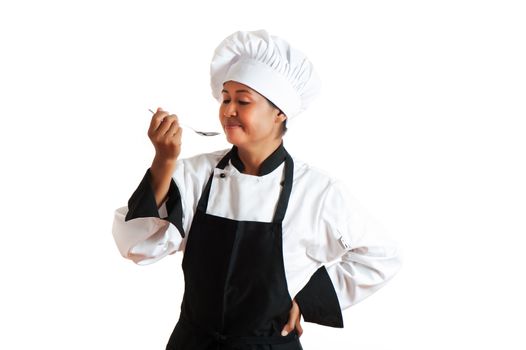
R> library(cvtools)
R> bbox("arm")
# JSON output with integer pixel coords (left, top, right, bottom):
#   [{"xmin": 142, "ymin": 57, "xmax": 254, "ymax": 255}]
[
  {"xmin": 296, "ymin": 181, "xmax": 402, "ymax": 327},
  {"xmin": 111, "ymin": 108, "xmax": 186, "ymax": 264}
]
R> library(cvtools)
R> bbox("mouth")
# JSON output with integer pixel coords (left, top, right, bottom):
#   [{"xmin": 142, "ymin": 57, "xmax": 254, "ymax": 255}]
[{"xmin": 224, "ymin": 122, "xmax": 243, "ymax": 129}]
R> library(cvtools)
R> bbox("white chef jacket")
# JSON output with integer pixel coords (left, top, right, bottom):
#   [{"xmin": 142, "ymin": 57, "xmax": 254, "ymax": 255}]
[{"xmin": 112, "ymin": 146, "xmax": 401, "ymax": 323}]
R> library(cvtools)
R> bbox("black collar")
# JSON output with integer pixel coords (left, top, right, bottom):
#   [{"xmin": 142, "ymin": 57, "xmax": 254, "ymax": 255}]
[{"xmin": 230, "ymin": 143, "xmax": 287, "ymax": 176}]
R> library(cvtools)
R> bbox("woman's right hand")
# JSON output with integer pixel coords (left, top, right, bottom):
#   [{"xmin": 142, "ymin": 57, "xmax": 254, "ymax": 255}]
[
  {"xmin": 148, "ymin": 107, "xmax": 183, "ymax": 207},
  {"xmin": 148, "ymin": 107, "xmax": 183, "ymax": 162}
]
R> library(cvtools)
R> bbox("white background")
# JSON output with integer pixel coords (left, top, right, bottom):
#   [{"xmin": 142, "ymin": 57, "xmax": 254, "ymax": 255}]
[{"xmin": 1, "ymin": 0, "xmax": 525, "ymax": 349}]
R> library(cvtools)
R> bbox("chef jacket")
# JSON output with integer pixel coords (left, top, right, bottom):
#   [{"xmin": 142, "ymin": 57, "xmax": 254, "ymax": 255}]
[{"xmin": 112, "ymin": 144, "xmax": 401, "ymax": 327}]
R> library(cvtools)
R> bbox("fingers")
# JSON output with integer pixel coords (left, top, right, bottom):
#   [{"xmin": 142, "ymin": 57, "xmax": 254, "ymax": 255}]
[
  {"xmin": 148, "ymin": 108, "xmax": 179, "ymax": 134},
  {"xmin": 148, "ymin": 108, "xmax": 181, "ymax": 138},
  {"xmin": 147, "ymin": 107, "xmax": 183, "ymax": 161},
  {"xmin": 281, "ymin": 299, "xmax": 302, "ymax": 337},
  {"xmin": 148, "ymin": 107, "xmax": 168, "ymax": 134},
  {"xmin": 167, "ymin": 118, "xmax": 182, "ymax": 138},
  {"xmin": 295, "ymin": 315, "xmax": 303, "ymax": 337},
  {"xmin": 158, "ymin": 115, "xmax": 179, "ymax": 136}
]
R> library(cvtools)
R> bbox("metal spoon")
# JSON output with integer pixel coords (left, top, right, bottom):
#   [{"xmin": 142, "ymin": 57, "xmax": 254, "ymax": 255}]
[{"xmin": 148, "ymin": 109, "xmax": 221, "ymax": 136}]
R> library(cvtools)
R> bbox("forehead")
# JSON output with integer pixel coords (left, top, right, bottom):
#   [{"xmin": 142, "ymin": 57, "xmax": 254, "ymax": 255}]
[{"xmin": 222, "ymin": 81, "xmax": 257, "ymax": 94}]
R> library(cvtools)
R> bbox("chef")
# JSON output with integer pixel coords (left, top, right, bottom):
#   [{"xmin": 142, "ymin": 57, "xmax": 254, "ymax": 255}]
[{"xmin": 112, "ymin": 30, "xmax": 401, "ymax": 349}]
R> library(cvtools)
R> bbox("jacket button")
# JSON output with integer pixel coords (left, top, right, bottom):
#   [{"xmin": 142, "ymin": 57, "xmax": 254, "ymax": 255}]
[{"xmin": 219, "ymin": 173, "xmax": 226, "ymax": 178}]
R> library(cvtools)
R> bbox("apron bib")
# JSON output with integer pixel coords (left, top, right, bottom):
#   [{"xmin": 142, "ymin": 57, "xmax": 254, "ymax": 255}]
[{"xmin": 166, "ymin": 149, "xmax": 302, "ymax": 350}]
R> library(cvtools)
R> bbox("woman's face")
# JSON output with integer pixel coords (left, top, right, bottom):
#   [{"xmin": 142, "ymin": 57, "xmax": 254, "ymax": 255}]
[{"xmin": 219, "ymin": 81, "xmax": 286, "ymax": 149}]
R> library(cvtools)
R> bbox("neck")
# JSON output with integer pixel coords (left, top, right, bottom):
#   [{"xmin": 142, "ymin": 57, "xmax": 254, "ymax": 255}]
[{"xmin": 236, "ymin": 139, "xmax": 283, "ymax": 176}]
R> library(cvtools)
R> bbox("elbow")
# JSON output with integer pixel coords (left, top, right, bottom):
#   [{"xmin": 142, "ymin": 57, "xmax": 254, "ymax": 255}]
[
  {"xmin": 126, "ymin": 239, "xmax": 178, "ymax": 265},
  {"xmin": 344, "ymin": 244, "xmax": 402, "ymax": 285},
  {"xmin": 112, "ymin": 207, "xmax": 182, "ymax": 265}
]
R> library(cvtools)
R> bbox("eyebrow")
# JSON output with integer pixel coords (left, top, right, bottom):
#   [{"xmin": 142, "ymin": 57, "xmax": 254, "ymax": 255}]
[{"xmin": 221, "ymin": 89, "xmax": 252, "ymax": 94}]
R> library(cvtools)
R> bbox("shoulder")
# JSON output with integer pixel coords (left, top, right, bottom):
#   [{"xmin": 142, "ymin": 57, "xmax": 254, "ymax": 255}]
[
  {"xmin": 291, "ymin": 155, "xmax": 339, "ymax": 190},
  {"xmin": 290, "ymin": 155, "xmax": 357, "ymax": 211}
]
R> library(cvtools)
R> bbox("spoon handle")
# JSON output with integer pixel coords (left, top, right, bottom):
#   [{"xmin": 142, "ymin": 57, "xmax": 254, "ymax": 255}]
[
  {"xmin": 147, "ymin": 108, "xmax": 191, "ymax": 128},
  {"xmin": 147, "ymin": 109, "xmax": 221, "ymax": 137}
]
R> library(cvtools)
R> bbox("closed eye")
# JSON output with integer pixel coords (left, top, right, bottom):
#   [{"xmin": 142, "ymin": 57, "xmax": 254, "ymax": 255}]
[{"xmin": 222, "ymin": 100, "xmax": 250, "ymax": 105}]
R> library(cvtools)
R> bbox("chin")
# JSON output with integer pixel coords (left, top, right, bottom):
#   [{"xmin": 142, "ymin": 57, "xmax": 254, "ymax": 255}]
[
  {"xmin": 224, "ymin": 133, "xmax": 239, "ymax": 145},
  {"xmin": 224, "ymin": 129, "xmax": 245, "ymax": 145}
]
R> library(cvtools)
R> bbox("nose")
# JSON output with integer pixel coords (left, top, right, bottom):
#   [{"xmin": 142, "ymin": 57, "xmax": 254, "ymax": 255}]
[{"xmin": 223, "ymin": 102, "xmax": 237, "ymax": 117}]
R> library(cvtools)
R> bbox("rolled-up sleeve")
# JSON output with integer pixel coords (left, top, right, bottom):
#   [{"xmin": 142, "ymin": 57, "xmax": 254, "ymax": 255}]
[
  {"xmin": 297, "ymin": 180, "xmax": 401, "ymax": 326},
  {"xmin": 111, "ymin": 152, "xmax": 223, "ymax": 265},
  {"xmin": 112, "ymin": 167, "xmax": 186, "ymax": 265}
]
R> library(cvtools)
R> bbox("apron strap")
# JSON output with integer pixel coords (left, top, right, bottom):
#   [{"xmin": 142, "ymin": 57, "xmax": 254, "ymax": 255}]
[
  {"xmin": 196, "ymin": 149, "xmax": 232, "ymax": 213},
  {"xmin": 272, "ymin": 152, "xmax": 293, "ymax": 224},
  {"xmin": 196, "ymin": 148, "xmax": 294, "ymax": 224}
]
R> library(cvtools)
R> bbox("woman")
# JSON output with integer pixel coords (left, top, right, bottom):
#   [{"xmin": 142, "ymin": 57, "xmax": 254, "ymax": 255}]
[{"xmin": 113, "ymin": 30, "xmax": 401, "ymax": 349}]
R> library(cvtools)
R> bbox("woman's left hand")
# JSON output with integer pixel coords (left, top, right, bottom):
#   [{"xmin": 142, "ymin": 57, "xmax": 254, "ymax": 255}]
[{"xmin": 281, "ymin": 299, "xmax": 303, "ymax": 337}]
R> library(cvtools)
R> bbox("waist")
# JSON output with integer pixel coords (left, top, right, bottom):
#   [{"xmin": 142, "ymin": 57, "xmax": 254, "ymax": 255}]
[{"xmin": 177, "ymin": 316, "xmax": 299, "ymax": 346}]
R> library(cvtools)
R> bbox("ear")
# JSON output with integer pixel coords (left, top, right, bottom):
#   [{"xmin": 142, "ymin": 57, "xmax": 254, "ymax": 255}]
[{"xmin": 275, "ymin": 110, "xmax": 287, "ymax": 123}]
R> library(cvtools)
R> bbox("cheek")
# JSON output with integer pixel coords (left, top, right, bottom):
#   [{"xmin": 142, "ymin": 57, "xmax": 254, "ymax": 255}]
[
  {"xmin": 247, "ymin": 117, "xmax": 274, "ymax": 135},
  {"xmin": 241, "ymin": 109, "xmax": 264, "ymax": 130},
  {"xmin": 254, "ymin": 107, "xmax": 278, "ymax": 129}
]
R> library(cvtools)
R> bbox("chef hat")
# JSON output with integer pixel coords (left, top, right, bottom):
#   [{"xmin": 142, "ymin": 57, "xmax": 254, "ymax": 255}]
[{"xmin": 210, "ymin": 30, "xmax": 321, "ymax": 118}]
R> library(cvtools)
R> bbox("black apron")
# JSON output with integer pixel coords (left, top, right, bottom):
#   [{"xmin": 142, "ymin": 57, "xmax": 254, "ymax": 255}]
[{"xmin": 166, "ymin": 149, "xmax": 302, "ymax": 350}]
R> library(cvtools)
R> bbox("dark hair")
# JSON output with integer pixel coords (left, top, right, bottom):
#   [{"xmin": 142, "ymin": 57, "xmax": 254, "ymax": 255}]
[{"xmin": 266, "ymin": 99, "xmax": 288, "ymax": 135}]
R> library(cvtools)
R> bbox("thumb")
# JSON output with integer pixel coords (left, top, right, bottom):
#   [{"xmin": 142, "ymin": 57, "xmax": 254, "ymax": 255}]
[
  {"xmin": 281, "ymin": 300, "xmax": 300, "ymax": 336},
  {"xmin": 281, "ymin": 317, "xmax": 295, "ymax": 337}
]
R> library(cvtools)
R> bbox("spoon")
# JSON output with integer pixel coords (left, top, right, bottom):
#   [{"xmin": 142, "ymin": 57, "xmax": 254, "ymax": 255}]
[{"xmin": 148, "ymin": 109, "xmax": 221, "ymax": 137}]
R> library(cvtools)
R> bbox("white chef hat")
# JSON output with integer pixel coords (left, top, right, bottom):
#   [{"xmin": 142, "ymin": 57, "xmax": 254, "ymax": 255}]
[{"xmin": 210, "ymin": 30, "xmax": 321, "ymax": 118}]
